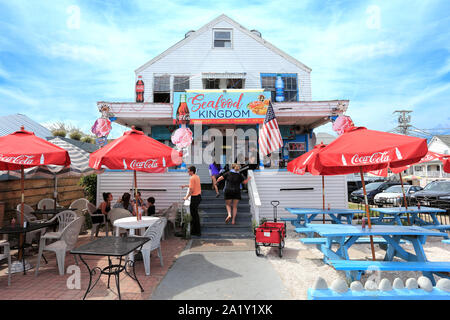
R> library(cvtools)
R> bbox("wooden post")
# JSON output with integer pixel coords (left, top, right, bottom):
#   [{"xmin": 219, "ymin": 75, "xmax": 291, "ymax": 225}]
[
  {"xmin": 322, "ymin": 175, "xmax": 325, "ymax": 224},
  {"xmin": 360, "ymin": 167, "xmax": 376, "ymax": 261},
  {"xmin": 54, "ymin": 174, "xmax": 58, "ymax": 211},
  {"xmin": 18, "ymin": 165, "xmax": 24, "ymax": 260},
  {"xmin": 134, "ymin": 170, "xmax": 140, "ymax": 221},
  {"xmin": 399, "ymin": 172, "xmax": 411, "ymax": 225}
]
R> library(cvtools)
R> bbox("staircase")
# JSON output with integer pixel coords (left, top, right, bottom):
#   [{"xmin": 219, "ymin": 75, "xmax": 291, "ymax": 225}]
[{"xmin": 199, "ymin": 189, "xmax": 254, "ymax": 239}]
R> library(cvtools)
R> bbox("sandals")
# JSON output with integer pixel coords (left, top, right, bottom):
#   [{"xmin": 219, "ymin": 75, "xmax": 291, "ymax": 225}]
[{"xmin": 225, "ymin": 215, "xmax": 231, "ymax": 224}]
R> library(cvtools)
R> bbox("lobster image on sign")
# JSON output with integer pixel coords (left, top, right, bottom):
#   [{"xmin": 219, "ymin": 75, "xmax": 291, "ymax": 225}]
[{"xmin": 254, "ymin": 201, "xmax": 286, "ymax": 258}]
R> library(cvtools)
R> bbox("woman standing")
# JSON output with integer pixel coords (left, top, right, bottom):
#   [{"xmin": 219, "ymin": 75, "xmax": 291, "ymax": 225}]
[
  {"xmin": 216, "ymin": 163, "xmax": 251, "ymax": 225},
  {"xmin": 209, "ymin": 161, "xmax": 222, "ymax": 198}
]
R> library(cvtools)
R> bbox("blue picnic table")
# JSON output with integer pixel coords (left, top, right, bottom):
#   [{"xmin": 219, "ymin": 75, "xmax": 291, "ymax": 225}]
[
  {"xmin": 370, "ymin": 206, "xmax": 447, "ymax": 226},
  {"xmin": 304, "ymin": 223, "xmax": 450, "ymax": 285},
  {"xmin": 284, "ymin": 207, "xmax": 364, "ymax": 227}
]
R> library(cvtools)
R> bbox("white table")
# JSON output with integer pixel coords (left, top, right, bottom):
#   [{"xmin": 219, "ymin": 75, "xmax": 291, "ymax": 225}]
[{"xmin": 113, "ymin": 216, "xmax": 160, "ymax": 261}]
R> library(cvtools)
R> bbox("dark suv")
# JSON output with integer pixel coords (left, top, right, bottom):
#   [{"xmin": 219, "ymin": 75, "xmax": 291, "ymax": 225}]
[
  {"xmin": 350, "ymin": 181, "xmax": 401, "ymax": 204},
  {"xmin": 408, "ymin": 181, "xmax": 450, "ymax": 211}
]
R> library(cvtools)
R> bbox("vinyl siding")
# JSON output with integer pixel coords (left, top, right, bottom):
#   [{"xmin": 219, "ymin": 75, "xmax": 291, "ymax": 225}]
[
  {"xmin": 97, "ymin": 171, "xmax": 189, "ymax": 210},
  {"xmin": 138, "ymin": 19, "xmax": 311, "ymax": 103},
  {"xmin": 252, "ymin": 171, "xmax": 348, "ymax": 220}
]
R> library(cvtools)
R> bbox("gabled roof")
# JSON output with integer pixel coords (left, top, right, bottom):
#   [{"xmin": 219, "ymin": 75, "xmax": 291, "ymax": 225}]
[
  {"xmin": 435, "ymin": 135, "xmax": 450, "ymax": 147},
  {"xmin": 135, "ymin": 14, "xmax": 312, "ymax": 73},
  {"xmin": 48, "ymin": 136, "xmax": 99, "ymax": 153},
  {"xmin": 0, "ymin": 113, "xmax": 52, "ymax": 139}
]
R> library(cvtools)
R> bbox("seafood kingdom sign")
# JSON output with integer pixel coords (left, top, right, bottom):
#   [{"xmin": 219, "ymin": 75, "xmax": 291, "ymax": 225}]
[{"xmin": 172, "ymin": 90, "xmax": 271, "ymax": 124}]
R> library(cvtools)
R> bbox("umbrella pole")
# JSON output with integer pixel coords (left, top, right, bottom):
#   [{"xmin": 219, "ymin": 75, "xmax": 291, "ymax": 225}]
[
  {"xmin": 54, "ymin": 174, "xmax": 57, "ymax": 211},
  {"xmin": 322, "ymin": 175, "xmax": 325, "ymax": 224},
  {"xmin": 360, "ymin": 167, "xmax": 376, "ymax": 261},
  {"xmin": 134, "ymin": 170, "xmax": 140, "ymax": 221},
  {"xmin": 398, "ymin": 172, "xmax": 411, "ymax": 225},
  {"xmin": 19, "ymin": 165, "xmax": 24, "ymax": 261}
]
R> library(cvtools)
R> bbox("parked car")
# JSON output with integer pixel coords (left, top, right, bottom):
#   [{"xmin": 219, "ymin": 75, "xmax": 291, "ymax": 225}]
[
  {"xmin": 374, "ymin": 185, "xmax": 423, "ymax": 207},
  {"xmin": 350, "ymin": 181, "xmax": 401, "ymax": 204},
  {"xmin": 408, "ymin": 181, "xmax": 450, "ymax": 210}
]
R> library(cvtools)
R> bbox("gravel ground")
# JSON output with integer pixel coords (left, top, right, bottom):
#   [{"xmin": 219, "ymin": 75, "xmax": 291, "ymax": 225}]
[{"xmin": 258, "ymin": 224, "xmax": 450, "ymax": 300}]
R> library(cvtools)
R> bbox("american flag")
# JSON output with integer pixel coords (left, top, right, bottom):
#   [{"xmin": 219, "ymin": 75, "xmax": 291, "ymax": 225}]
[{"xmin": 258, "ymin": 101, "xmax": 283, "ymax": 156}]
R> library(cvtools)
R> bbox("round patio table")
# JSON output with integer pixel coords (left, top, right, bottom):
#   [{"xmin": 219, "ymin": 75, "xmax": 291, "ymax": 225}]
[{"xmin": 113, "ymin": 216, "xmax": 160, "ymax": 261}]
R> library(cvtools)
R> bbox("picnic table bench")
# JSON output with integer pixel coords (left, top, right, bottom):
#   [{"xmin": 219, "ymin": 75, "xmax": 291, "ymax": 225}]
[
  {"xmin": 370, "ymin": 206, "xmax": 446, "ymax": 226},
  {"xmin": 284, "ymin": 207, "xmax": 364, "ymax": 227},
  {"xmin": 329, "ymin": 260, "xmax": 450, "ymax": 282},
  {"xmin": 304, "ymin": 223, "xmax": 449, "ymax": 285}
]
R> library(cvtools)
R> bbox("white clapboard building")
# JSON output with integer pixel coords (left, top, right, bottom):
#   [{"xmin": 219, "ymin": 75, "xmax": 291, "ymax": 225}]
[{"xmin": 96, "ymin": 14, "xmax": 350, "ymax": 223}]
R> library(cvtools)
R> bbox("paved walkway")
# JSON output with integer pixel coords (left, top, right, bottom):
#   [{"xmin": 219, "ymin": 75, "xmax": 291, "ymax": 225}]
[{"xmin": 150, "ymin": 240, "xmax": 292, "ymax": 300}]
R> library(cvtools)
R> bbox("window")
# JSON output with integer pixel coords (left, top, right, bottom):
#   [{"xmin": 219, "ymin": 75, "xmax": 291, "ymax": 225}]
[
  {"xmin": 153, "ymin": 75, "xmax": 170, "ymax": 103},
  {"xmin": 174, "ymin": 76, "xmax": 190, "ymax": 92},
  {"xmin": 203, "ymin": 78, "xmax": 221, "ymax": 89},
  {"xmin": 213, "ymin": 30, "xmax": 232, "ymax": 48},
  {"xmin": 261, "ymin": 74, "xmax": 298, "ymax": 102},
  {"xmin": 226, "ymin": 79, "xmax": 243, "ymax": 89}
]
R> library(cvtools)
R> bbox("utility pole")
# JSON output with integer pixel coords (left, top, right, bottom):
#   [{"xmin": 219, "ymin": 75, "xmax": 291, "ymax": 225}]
[{"xmin": 393, "ymin": 110, "xmax": 412, "ymax": 135}]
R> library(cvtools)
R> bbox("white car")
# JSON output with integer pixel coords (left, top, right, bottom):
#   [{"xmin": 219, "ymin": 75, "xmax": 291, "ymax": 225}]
[{"xmin": 374, "ymin": 185, "xmax": 423, "ymax": 207}]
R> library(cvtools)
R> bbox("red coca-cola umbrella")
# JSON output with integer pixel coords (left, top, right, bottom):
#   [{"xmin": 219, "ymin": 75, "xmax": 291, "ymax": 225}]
[
  {"xmin": 287, "ymin": 143, "xmax": 329, "ymax": 223},
  {"xmin": 369, "ymin": 151, "xmax": 448, "ymax": 213},
  {"xmin": 0, "ymin": 127, "xmax": 70, "ymax": 263},
  {"xmin": 89, "ymin": 127, "xmax": 183, "ymax": 219},
  {"xmin": 309, "ymin": 126, "xmax": 428, "ymax": 260},
  {"xmin": 443, "ymin": 157, "xmax": 450, "ymax": 173}
]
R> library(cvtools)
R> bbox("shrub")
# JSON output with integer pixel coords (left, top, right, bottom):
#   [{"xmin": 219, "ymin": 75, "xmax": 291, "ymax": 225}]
[
  {"xmin": 69, "ymin": 130, "xmax": 83, "ymax": 141},
  {"xmin": 52, "ymin": 129, "xmax": 67, "ymax": 137},
  {"xmin": 79, "ymin": 174, "xmax": 97, "ymax": 204},
  {"xmin": 81, "ymin": 136, "xmax": 94, "ymax": 143}
]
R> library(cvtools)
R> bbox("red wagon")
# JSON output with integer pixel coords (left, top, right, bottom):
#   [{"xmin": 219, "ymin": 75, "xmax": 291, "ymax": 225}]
[{"xmin": 255, "ymin": 201, "xmax": 286, "ymax": 258}]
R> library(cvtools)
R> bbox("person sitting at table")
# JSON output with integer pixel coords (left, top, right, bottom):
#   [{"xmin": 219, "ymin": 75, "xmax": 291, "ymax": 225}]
[
  {"xmin": 132, "ymin": 191, "xmax": 146, "ymax": 214},
  {"xmin": 93, "ymin": 192, "xmax": 112, "ymax": 224},
  {"xmin": 113, "ymin": 192, "xmax": 134, "ymax": 213},
  {"xmin": 145, "ymin": 197, "xmax": 156, "ymax": 216}
]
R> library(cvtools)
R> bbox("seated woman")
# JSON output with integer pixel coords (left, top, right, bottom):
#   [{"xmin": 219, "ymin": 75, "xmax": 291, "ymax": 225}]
[
  {"xmin": 93, "ymin": 192, "xmax": 113, "ymax": 224},
  {"xmin": 113, "ymin": 192, "xmax": 134, "ymax": 213}
]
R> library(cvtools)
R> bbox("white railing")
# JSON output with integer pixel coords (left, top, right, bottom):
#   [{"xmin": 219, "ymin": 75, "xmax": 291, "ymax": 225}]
[
  {"xmin": 247, "ymin": 170, "xmax": 262, "ymax": 224},
  {"xmin": 414, "ymin": 171, "xmax": 450, "ymax": 178}
]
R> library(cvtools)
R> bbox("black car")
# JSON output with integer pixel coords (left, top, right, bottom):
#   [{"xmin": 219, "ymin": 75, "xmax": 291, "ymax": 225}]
[
  {"xmin": 350, "ymin": 181, "xmax": 402, "ymax": 204},
  {"xmin": 408, "ymin": 181, "xmax": 450, "ymax": 211}
]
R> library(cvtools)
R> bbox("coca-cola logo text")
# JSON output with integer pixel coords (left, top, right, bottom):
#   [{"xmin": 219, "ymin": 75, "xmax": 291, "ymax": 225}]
[
  {"xmin": 350, "ymin": 152, "xmax": 390, "ymax": 165},
  {"xmin": 129, "ymin": 159, "xmax": 158, "ymax": 169},
  {"xmin": 0, "ymin": 154, "xmax": 35, "ymax": 165}
]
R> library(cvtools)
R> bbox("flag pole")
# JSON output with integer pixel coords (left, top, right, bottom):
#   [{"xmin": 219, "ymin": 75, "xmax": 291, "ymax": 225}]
[{"xmin": 360, "ymin": 167, "xmax": 376, "ymax": 261}]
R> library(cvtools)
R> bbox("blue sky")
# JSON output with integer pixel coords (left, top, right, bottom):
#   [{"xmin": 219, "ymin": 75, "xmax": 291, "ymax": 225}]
[{"xmin": 0, "ymin": 0, "xmax": 449, "ymax": 138}]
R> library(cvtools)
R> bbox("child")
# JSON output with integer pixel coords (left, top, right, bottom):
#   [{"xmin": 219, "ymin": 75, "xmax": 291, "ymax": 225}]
[{"xmin": 147, "ymin": 197, "xmax": 156, "ymax": 216}]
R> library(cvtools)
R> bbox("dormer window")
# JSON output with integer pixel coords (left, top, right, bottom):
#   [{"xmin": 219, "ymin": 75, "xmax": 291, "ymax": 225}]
[{"xmin": 213, "ymin": 29, "xmax": 232, "ymax": 48}]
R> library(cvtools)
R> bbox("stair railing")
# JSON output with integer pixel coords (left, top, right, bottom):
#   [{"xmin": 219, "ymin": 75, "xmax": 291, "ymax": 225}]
[{"xmin": 247, "ymin": 170, "xmax": 262, "ymax": 224}]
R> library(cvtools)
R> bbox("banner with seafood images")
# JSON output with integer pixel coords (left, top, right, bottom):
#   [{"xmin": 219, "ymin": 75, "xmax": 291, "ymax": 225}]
[{"xmin": 173, "ymin": 90, "xmax": 271, "ymax": 124}]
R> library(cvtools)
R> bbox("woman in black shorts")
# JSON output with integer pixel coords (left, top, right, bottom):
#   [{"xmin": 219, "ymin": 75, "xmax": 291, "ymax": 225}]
[{"xmin": 216, "ymin": 163, "xmax": 251, "ymax": 225}]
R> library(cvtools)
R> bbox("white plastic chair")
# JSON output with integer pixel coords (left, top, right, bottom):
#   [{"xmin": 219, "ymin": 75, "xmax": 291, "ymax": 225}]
[
  {"xmin": 41, "ymin": 210, "xmax": 78, "ymax": 240},
  {"xmin": 87, "ymin": 202, "xmax": 110, "ymax": 239},
  {"xmin": 15, "ymin": 204, "xmax": 46, "ymax": 245},
  {"xmin": 136, "ymin": 218, "xmax": 166, "ymax": 276},
  {"xmin": 35, "ymin": 217, "xmax": 84, "ymax": 276},
  {"xmin": 0, "ymin": 240, "xmax": 11, "ymax": 286},
  {"xmin": 69, "ymin": 198, "xmax": 89, "ymax": 233},
  {"xmin": 37, "ymin": 198, "xmax": 62, "ymax": 210},
  {"xmin": 108, "ymin": 208, "xmax": 133, "ymax": 236}
]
